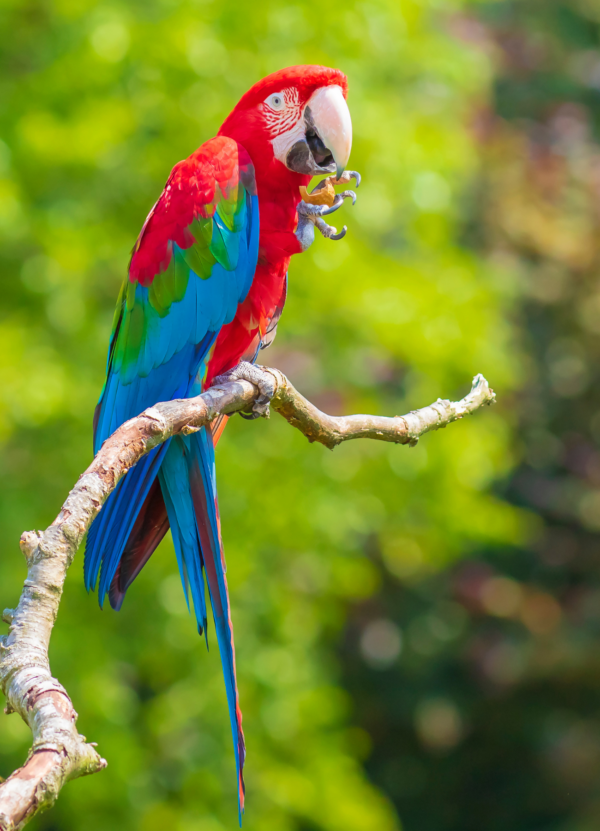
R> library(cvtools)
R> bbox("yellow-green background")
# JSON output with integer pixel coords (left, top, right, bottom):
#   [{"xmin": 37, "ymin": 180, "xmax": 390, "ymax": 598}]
[{"xmin": 1, "ymin": 1, "xmax": 599, "ymax": 829}]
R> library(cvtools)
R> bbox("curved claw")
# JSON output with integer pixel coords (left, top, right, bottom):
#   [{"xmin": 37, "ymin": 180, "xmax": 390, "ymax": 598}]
[
  {"xmin": 344, "ymin": 170, "xmax": 361, "ymax": 189},
  {"xmin": 320, "ymin": 191, "xmax": 356, "ymax": 216},
  {"xmin": 330, "ymin": 225, "xmax": 347, "ymax": 241},
  {"xmin": 309, "ymin": 178, "xmax": 329, "ymax": 194},
  {"xmin": 310, "ymin": 171, "xmax": 361, "ymax": 194},
  {"xmin": 314, "ymin": 217, "xmax": 347, "ymax": 241}
]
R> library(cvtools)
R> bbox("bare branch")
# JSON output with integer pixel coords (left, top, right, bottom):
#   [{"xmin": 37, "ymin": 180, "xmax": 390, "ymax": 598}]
[
  {"xmin": 0, "ymin": 370, "xmax": 494, "ymax": 829},
  {"xmin": 270, "ymin": 371, "xmax": 495, "ymax": 449}
]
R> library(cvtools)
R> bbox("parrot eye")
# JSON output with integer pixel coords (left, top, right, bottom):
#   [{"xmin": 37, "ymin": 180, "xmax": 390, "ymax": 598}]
[{"xmin": 266, "ymin": 93, "xmax": 285, "ymax": 111}]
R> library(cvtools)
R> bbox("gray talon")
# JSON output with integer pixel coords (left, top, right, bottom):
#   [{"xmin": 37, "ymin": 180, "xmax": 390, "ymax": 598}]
[
  {"xmin": 309, "ymin": 178, "xmax": 329, "ymax": 194},
  {"xmin": 310, "ymin": 171, "xmax": 360, "ymax": 191},
  {"xmin": 320, "ymin": 191, "xmax": 356, "ymax": 215},
  {"xmin": 314, "ymin": 218, "xmax": 347, "ymax": 240},
  {"xmin": 330, "ymin": 225, "xmax": 347, "ymax": 241},
  {"xmin": 212, "ymin": 361, "xmax": 275, "ymax": 418}
]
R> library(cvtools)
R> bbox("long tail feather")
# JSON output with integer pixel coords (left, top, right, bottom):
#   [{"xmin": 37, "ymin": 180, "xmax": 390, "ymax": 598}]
[
  {"xmin": 109, "ymin": 478, "xmax": 170, "ymax": 611},
  {"xmin": 159, "ymin": 437, "xmax": 208, "ymax": 634},
  {"xmin": 188, "ymin": 428, "xmax": 246, "ymax": 819},
  {"xmin": 84, "ymin": 442, "xmax": 170, "ymax": 602}
]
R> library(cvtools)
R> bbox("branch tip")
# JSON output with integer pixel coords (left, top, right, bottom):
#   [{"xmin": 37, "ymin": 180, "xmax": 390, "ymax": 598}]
[{"xmin": 471, "ymin": 373, "xmax": 495, "ymax": 404}]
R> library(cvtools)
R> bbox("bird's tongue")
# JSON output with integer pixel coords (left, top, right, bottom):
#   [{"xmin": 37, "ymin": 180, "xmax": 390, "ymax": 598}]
[{"xmin": 304, "ymin": 122, "xmax": 333, "ymax": 167}]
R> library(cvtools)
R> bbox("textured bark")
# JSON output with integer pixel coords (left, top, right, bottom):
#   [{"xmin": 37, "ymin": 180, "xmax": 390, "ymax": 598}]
[
  {"xmin": 270, "ymin": 370, "xmax": 495, "ymax": 449},
  {"xmin": 0, "ymin": 369, "xmax": 495, "ymax": 830}
]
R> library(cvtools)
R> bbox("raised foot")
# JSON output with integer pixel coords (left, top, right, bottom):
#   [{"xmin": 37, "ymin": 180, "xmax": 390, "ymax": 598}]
[
  {"xmin": 212, "ymin": 362, "xmax": 276, "ymax": 419},
  {"xmin": 295, "ymin": 171, "xmax": 361, "ymax": 250}
]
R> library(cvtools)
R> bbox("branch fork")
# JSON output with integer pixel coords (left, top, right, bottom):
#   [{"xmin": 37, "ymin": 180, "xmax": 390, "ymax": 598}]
[{"xmin": 0, "ymin": 368, "xmax": 495, "ymax": 829}]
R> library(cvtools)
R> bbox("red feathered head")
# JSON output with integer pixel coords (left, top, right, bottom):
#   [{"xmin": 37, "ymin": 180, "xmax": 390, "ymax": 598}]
[{"xmin": 219, "ymin": 65, "xmax": 351, "ymax": 180}]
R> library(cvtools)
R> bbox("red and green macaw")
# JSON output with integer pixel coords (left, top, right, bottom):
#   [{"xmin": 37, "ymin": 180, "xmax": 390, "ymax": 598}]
[{"xmin": 85, "ymin": 65, "xmax": 357, "ymax": 816}]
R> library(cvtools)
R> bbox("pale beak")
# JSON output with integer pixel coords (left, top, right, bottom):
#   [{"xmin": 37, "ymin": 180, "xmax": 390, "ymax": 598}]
[
  {"xmin": 282, "ymin": 84, "xmax": 353, "ymax": 178},
  {"xmin": 305, "ymin": 85, "xmax": 352, "ymax": 179}
]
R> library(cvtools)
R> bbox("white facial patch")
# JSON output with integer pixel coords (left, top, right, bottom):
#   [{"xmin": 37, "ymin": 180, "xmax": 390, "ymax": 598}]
[{"xmin": 271, "ymin": 120, "xmax": 306, "ymax": 166}]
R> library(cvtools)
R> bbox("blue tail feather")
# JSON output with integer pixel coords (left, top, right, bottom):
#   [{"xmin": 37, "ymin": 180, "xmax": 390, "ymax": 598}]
[
  {"xmin": 158, "ymin": 429, "xmax": 245, "ymax": 817},
  {"xmin": 85, "ymin": 442, "xmax": 170, "ymax": 599},
  {"xmin": 159, "ymin": 438, "xmax": 208, "ymax": 634},
  {"xmin": 98, "ymin": 442, "xmax": 171, "ymax": 603},
  {"xmin": 186, "ymin": 428, "xmax": 246, "ymax": 819}
]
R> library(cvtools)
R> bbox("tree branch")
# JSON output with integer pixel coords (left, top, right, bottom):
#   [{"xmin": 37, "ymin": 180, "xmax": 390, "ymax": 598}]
[
  {"xmin": 269, "ymin": 370, "xmax": 495, "ymax": 449},
  {"xmin": 0, "ymin": 369, "xmax": 495, "ymax": 830}
]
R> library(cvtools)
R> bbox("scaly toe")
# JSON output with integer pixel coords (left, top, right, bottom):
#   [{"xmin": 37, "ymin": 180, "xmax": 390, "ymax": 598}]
[
  {"xmin": 314, "ymin": 217, "xmax": 347, "ymax": 240},
  {"xmin": 320, "ymin": 191, "xmax": 356, "ymax": 216},
  {"xmin": 251, "ymin": 396, "xmax": 271, "ymax": 419},
  {"xmin": 211, "ymin": 362, "xmax": 275, "ymax": 419}
]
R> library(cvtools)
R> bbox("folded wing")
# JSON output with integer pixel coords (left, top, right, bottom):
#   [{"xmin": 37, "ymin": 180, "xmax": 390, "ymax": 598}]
[{"xmin": 85, "ymin": 135, "xmax": 259, "ymax": 816}]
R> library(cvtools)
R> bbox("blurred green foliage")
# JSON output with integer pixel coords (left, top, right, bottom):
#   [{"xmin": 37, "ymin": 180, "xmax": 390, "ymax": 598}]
[
  {"xmin": 343, "ymin": 3, "xmax": 600, "ymax": 831},
  {"xmin": 0, "ymin": 0, "xmax": 556, "ymax": 829}
]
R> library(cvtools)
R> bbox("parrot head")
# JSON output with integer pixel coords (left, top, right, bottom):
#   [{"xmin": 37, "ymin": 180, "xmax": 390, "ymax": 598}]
[{"xmin": 219, "ymin": 65, "xmax": 352, "ymax": 180}]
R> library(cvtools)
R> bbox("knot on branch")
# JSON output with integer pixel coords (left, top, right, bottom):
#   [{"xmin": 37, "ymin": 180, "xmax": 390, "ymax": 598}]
[
  {"xmin": 141, "ymin": 406, "xmax": 169, "ymax": 434},
  {"xmin": 19, "ymin": 532, "xmax": 42, "ymax": 565},
  {"xmin": 0, "ymin": 810, "xmax": 15, "ymax": 831}
]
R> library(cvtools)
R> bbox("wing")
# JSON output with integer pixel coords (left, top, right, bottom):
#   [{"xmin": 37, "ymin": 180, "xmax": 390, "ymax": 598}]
[{"xmin": 85, "ymin": 135, "xmax": 259, "ymax": 599}]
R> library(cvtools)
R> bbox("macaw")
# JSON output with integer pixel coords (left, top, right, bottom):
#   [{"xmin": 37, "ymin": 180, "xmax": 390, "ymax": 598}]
[{"xmin": 85, "ymin": 64, "xmax": 357, "ymax": 816}]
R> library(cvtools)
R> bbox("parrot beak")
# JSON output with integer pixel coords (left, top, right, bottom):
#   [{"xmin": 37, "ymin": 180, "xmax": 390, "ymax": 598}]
[
  {"xmin": 305, "ymin": 86, "xmax": 352, "ymax": 179},
  {"xmin": 284, "ymin": 85, "xmax": 352, "ymax": 178}
]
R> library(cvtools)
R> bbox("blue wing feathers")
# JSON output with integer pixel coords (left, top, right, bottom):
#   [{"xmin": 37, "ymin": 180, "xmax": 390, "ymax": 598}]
[
  {"xmin": 87, "ymin": 338, "xmax": 211, "ymax": 595},
  {"xmin": 86, "ymin": 148, "xmax": 256, "ymax": 815},
  {"xmin": 98, "ymin": 445, "xmax": 168, "ymax": 601}
]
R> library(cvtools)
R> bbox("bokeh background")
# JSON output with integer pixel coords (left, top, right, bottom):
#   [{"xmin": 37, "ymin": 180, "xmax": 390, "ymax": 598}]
[{"xmin": 1, "ymin": 0, "xmax": 599, "ymax": 829}]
